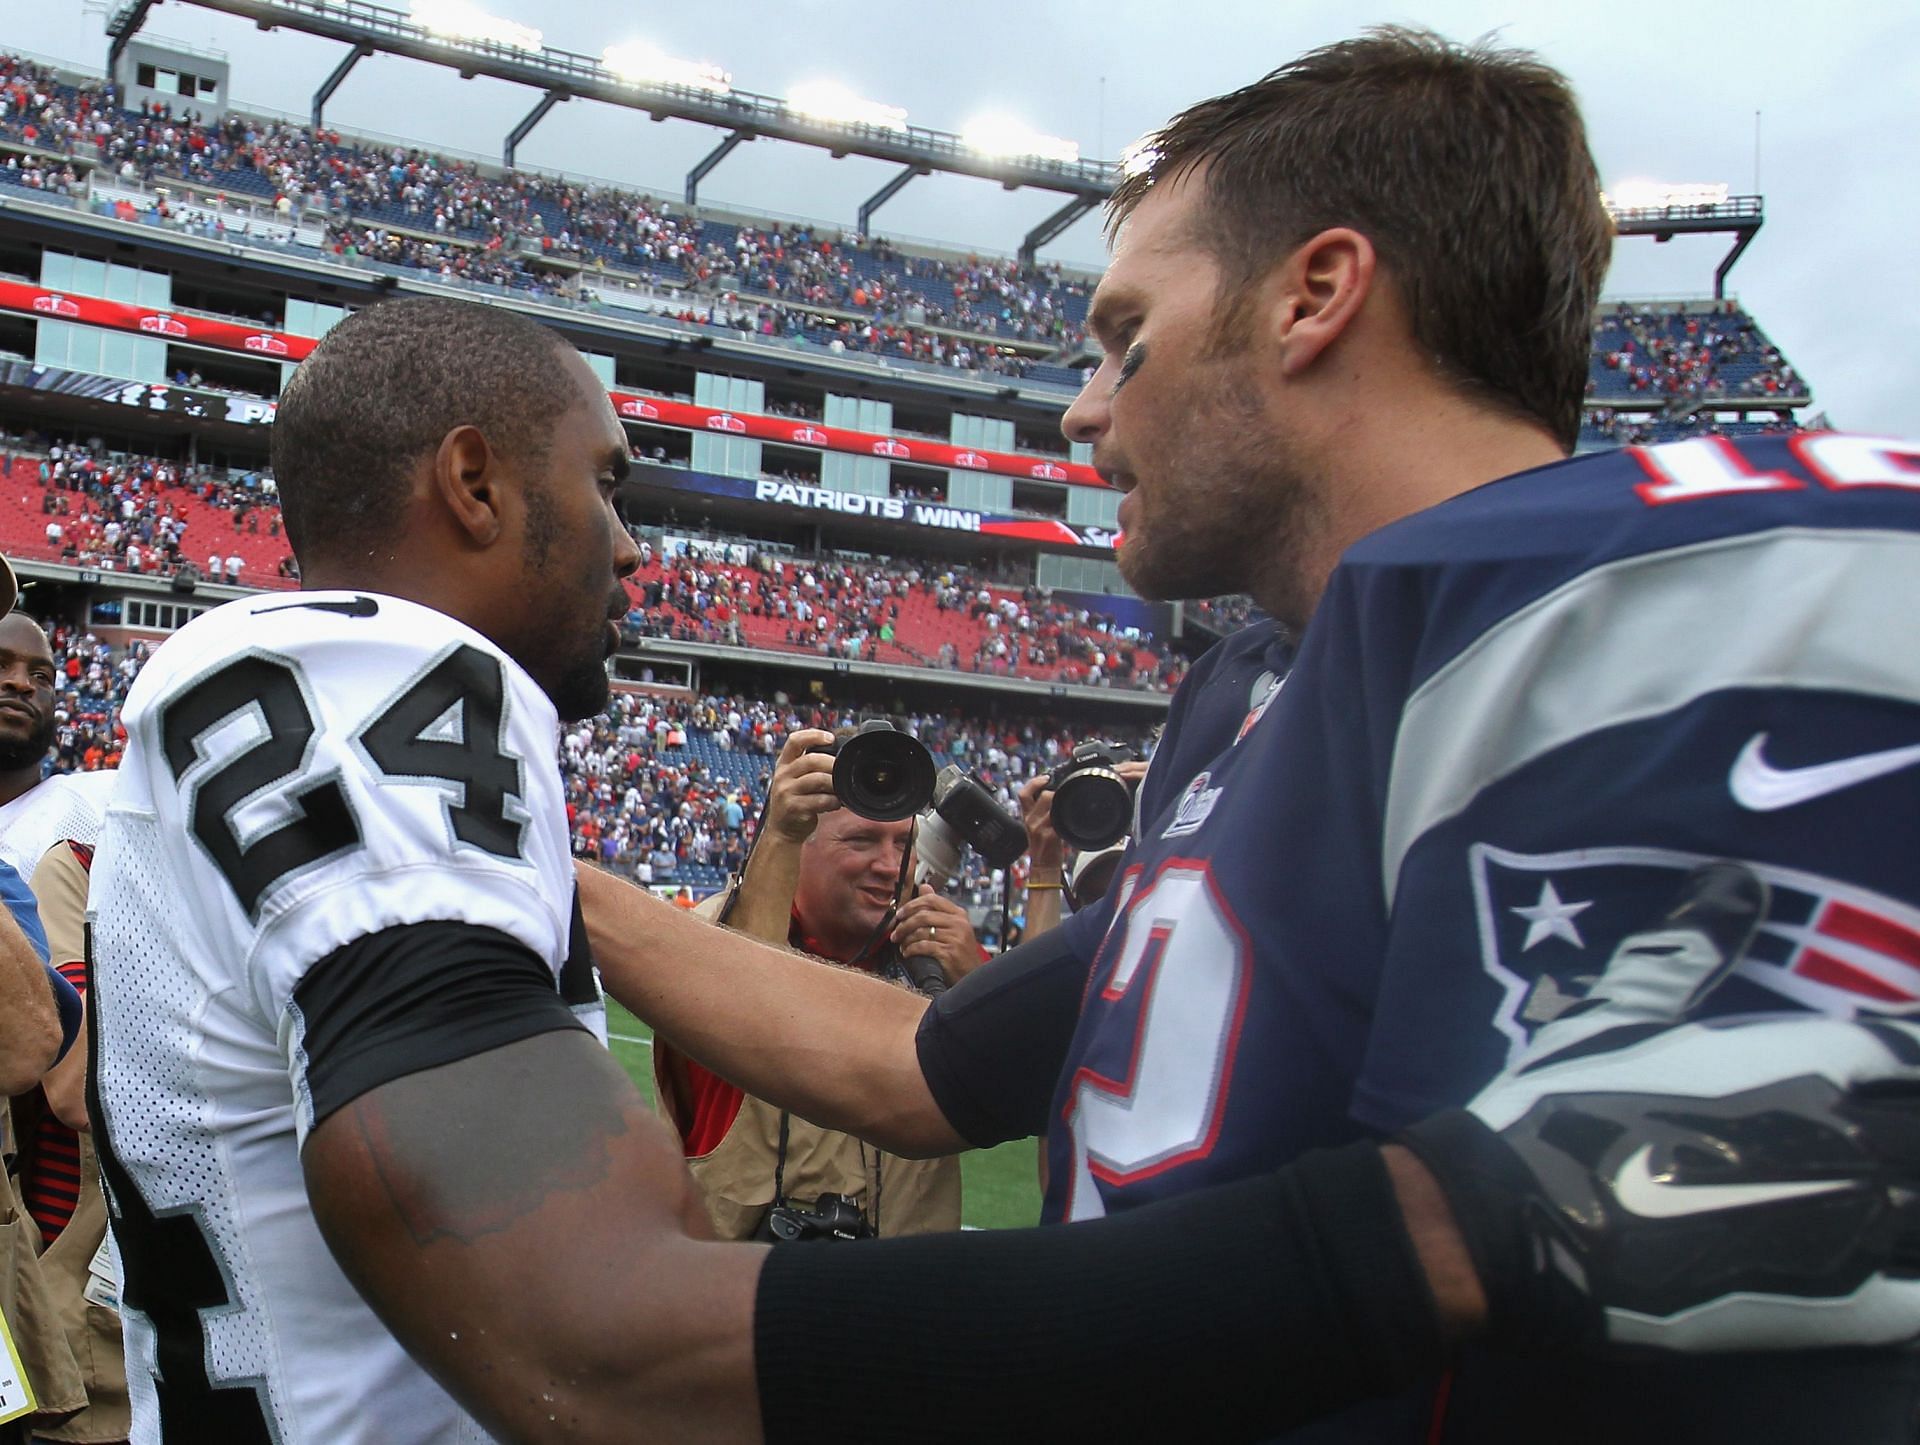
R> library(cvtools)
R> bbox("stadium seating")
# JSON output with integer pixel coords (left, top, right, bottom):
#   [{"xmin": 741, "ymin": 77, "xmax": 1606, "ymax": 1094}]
[{"xmin": 33, "ymin": 615, "xmax": 1152, "ymax": 901}]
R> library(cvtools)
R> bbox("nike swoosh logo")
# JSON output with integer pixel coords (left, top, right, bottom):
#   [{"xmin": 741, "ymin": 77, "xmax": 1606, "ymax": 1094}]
[
  {"xmin": 1729, "ymin": 732, "xmax": 1920, "ymax": 812},
  {"xmin": 255, "ymin": 595, "xmax": 379, "ymax": 618},
  {"xmin": 1612, "ymin": 1144, "xmax": 1852, "ymax": 1219}
]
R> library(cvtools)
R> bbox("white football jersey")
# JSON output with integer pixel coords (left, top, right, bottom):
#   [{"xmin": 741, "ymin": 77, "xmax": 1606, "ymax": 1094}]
[
  {"xmin": 0, "ymin": 767, "xmax": 118, "ymax": 881},
  {"xmin": 89, "ymin": 591, "xmax": 589, "ymax": 1445}
]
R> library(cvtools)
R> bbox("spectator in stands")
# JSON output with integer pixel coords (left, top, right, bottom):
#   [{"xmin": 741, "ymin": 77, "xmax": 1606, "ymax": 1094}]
[{"xmin": 650, "ymin": 725, "xmax": 963, "ymax": 1240}]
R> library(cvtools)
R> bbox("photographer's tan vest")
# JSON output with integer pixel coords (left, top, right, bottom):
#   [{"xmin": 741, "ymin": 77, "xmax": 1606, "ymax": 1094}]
[{"xmin": 652, "ymin": 890, "xmax": 960, "ymax": 1241}]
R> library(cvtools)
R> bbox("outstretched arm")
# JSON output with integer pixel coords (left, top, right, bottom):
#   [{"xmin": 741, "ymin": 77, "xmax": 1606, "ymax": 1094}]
[{"xmin": 579, "ymin": 859, "xmax": 965, "ymax": 1158}]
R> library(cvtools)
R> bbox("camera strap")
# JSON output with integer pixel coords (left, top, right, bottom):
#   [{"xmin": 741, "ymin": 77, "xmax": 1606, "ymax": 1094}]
[{"xmin": 772, "ymin": 1109, "xmax": 792, "ymax": 1209}]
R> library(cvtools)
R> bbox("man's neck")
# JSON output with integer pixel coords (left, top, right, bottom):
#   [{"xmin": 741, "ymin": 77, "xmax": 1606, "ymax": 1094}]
[
  {"xmin": 1255, "ymin": 394, "xmax": 1566, "ymax": 630},
  {"xmin": 0, "ymin": 766, "xmax": 44, "ymax": 810}
]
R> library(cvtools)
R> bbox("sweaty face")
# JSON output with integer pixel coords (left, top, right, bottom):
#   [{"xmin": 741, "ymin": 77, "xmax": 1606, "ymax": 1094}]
[
  {"xmin": 1062, "ymin": 174, "xmax": 1317, "ymax": 615},
  {"xmin": 793, "ymin": 810, "xmax": 914, "ymax": 957},
  {"xmin": 517, "ymin": 352, "xmax": 640, "ymax": 722},
  {"xmin": 0, "ymin": 617, "xmax": 57, "ymax": 772}
]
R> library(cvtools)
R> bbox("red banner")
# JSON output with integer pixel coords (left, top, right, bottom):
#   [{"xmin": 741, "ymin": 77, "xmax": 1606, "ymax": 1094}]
[
  {"xmin": 0, "ymin": 280, "xmax": 1105, "ymax": 488},
  {"xmin": 606, "ymin": 392, "xmax": 1104, "ymax": 488},
  {"xmin": 0, "ymin": 278, "xmax": 316, "ymax": 362}
]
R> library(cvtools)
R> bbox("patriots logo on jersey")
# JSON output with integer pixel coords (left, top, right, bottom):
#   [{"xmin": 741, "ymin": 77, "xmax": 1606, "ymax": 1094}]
[
  {"xmin": 1471, "ymin": 842, "xmax": 1920, "ymax": 1064},
  {"xmin": 1160, "ymin": 771, "xmax": 1223, "ymax": 838}
]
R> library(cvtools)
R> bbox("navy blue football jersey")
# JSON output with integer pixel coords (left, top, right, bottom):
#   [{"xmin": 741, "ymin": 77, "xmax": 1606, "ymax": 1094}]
[{"xmin": 1048, "ymin": 433, "xmax": 1920, "ymax": 1441}]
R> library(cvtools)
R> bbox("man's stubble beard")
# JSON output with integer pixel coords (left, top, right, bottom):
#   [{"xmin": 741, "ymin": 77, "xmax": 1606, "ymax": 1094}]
[
  {"xmin": 1116, "ymin": 369, "xmax": 1324, "ymax": 632},
  {"xmin": 0, "ymin": 716, "xmax": 55, "ymax": 773}
]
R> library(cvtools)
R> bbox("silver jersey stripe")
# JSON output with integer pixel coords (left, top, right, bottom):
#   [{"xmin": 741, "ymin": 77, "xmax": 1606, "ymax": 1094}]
[{"xmin": 1382, "ymin": 527, "xmax": 1920, "ymax": 909}]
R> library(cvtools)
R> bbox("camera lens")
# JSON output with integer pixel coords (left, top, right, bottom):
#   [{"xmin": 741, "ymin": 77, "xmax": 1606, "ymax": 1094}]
[
  {"xmin": 1052, "ymin": 769, "xmax": 1133, "ymax": 851},
  {"xmin": 833, "ymin": 724, "xmax": 936, "ymax": 821}
]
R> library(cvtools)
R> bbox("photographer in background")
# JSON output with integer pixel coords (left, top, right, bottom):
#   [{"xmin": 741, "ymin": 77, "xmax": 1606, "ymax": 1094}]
[
  {"xmin": 1017, "ymin": 749, "xmax": 1151, "ymax": 937},
  {"xmin": 651, "ymin": 726, "xmax": 965, "ymax": 1240}
]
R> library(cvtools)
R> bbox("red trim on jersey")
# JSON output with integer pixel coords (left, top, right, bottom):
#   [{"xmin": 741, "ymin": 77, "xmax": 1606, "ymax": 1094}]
[
  {"xmin": 1060, "ymin": 857, "xmax": 1255, "ymax": 1208},
  {"xmin": 1425, "ymin": 1369, "xmax": 1455, "ymax": 1445}
]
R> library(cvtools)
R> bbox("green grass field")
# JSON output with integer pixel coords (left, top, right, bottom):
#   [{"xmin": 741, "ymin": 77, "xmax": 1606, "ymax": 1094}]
[{"xmin": 606, "ymin": 1000, "xmax": 1044, "ymax": 1232}]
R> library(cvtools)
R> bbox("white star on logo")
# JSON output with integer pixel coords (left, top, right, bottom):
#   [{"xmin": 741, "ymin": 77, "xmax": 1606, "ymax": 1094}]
[{"xmin": 1510, "ymin": 879, "xmax": 1593, "ymax": 952}]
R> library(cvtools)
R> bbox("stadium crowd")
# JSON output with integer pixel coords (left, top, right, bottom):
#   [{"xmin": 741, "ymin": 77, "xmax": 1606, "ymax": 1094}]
[
  {"xmin": 625, "ymin": 542, "xmax": 1190, "ymax": 691},
  {"xmin": 20, "ymin": 614, "xmax": 1150, "ymax": 912},
  {"xmin": 1589, "ymin": 302, "xmax": 1803, "ymax": 402},
  {"xmin": 2, "ymin": 437, "xmax": 285, "ymax": 584},
  {"xmin": 0, "ymin": 53, "xmax": 1089, "ymax": 376}
]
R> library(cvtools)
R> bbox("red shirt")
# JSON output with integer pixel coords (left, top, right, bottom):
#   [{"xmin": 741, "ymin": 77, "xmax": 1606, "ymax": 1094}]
[{"xmin": 677, "ymin": 909, "xmax": 873, "ymax": 1156}]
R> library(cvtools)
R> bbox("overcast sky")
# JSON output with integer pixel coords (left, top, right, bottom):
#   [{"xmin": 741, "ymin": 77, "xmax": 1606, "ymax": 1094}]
[{"xmin": 12, "ymin": 1, "xmax": 1917, "ymax": 432}]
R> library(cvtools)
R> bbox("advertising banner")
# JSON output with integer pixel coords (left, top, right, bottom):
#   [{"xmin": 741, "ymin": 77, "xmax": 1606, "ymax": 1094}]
[
  {"xmin": 0, "ymin": 358, "xmax": 275, "ymax": 424},
  {"xmin": 645, "ymin": 466, "xmax": 1118, "ymax": 552}
]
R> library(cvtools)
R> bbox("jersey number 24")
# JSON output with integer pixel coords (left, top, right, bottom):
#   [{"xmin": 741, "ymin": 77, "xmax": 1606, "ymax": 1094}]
[{"xmin": 159, "ymin": 643, "xmax": 526, "ymax": 917}]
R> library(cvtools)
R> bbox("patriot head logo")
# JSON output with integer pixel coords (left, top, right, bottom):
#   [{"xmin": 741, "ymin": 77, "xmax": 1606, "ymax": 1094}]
[{"xmin": 1470, "ymin": 842, "xmax": 1920, "ymax": 1066}]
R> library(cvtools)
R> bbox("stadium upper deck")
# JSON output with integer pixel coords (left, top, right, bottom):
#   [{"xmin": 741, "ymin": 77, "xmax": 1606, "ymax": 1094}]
[{"xmin": 0, "ymin": 43, "xmax": 1821, "ymax": 692}]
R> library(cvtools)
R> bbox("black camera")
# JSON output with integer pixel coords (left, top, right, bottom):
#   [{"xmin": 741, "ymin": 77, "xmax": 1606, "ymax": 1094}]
[
  {"xmin": 915, "ymin": 764, "xmax": 1030, "ymax": 891},
  {"xmin": 810, "ymin": 719, "xmax": 937, "ymax": 822},
  {"xmin": 1048, "ymin": 742, "xmax": 1138, "ymax": 851},
  {"xmin": 759, "ymin": 1193, "xmax": 876, "ymax": 1243}
]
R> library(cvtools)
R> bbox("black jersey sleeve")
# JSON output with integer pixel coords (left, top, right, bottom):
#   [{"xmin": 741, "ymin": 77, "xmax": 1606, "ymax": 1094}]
[
  {"xmin": 915, "ymin": 924, "xmax": 1090, "ymax": 1147},
  {"xmin": 292, "ymin": 920, "xmax": 587, "ymax": 1130}
]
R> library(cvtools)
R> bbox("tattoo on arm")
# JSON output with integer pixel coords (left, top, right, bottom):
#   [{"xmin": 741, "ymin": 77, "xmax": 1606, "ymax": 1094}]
[{"xmin": 336, "ymin": 1035, "xmax": 635, "ymax": 1247}]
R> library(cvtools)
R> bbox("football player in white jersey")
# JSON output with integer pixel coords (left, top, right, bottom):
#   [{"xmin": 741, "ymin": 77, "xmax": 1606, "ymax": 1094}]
[{"xmin": 86, "ymin": 296, "xmax": 766, "ymax": 1443}]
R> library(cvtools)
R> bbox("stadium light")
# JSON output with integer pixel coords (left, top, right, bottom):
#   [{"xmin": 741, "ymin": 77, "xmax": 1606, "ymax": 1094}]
[
  {"xmin": 961, "ymin": 115, "xmax": 1080, "ymax": 164},
  {"xmin": 409, "ymin": 0, "xmax": 543, "ymax": 52},
  {"xmin": 1603, "ymin": 179, "xmax": 1731, "ymax": 211},
  {"xmin": 786, "ymin": 80, "xmax": 908, "ymax": 132},
  {"xmin": 1118, "ymin": 133, "xmax": 1160, "ymax": 180},
  {"xmin": 602, "ymin": 40, "xmax": 730, "ymax": 94}
]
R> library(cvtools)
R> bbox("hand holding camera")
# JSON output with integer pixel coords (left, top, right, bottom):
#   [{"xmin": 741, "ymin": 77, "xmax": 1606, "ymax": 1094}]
[{"xmin": 764, "ymin": 728, "xmax": 842, "ymax": 845}]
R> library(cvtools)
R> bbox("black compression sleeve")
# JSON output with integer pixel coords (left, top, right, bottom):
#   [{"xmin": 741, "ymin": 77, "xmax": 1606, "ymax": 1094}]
[
  {"xmin": 914, "ymin": 925, "xmax": 1091, "ymax": 1147},
  {"xmin": 293, "ymin": 921, "xmax": 587, "ymax": 1128},
  {"xmin": 755, "ymin": 1140, "xmax": 1446, "ymax": 1442}
]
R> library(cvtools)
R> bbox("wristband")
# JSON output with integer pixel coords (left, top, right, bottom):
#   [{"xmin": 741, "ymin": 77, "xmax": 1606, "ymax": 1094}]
[
  {"xmin": 756, "ymin": 1140, "xmax": 1446, "ymax": 1441},
  {"xmin": 1025, "ymin": 881, "xmax": 1065, "ymax": 891},
  {"xmin": 1397, "ymin": 1109, "xmax": 1598, "ymax": 1354}
]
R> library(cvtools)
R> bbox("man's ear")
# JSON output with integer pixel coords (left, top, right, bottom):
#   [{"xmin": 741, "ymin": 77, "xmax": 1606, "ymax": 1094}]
[
  {"xmin": 1269, "ymin": 227, "xmax": 1376, "ymax": 378},
  {"xmin": 431, "ymin": 425, "xmax": 503, "ymax": 547}
]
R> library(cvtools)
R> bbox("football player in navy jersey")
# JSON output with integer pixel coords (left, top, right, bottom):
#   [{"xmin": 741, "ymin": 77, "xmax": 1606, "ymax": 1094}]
[
  {"xmin": 83, "ymin": 35, "xmax": 1920, "ymax": 1445},
  {"xmin": 579, "ymin": 24, "xmax": 1920, "ymax": 1444}
]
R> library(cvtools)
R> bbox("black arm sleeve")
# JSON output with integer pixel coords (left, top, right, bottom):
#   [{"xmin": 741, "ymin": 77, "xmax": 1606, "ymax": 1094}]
[
  {"xmin": 293, "ymin": 920, "xmax": 587, "ymax": 1129},
  {"xmin": 914, "ymin": 924, "xmax": 1091, "ymax": 1147},
  {"xmin": 755, "ymin": 1139, "xmax": 1445, "ymax": 1443}
]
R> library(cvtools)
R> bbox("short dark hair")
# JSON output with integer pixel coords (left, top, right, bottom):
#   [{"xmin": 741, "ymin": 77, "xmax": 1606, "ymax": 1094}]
[
  {"xmin": 272, "ymin": 297, "xmax": 581, "ymax": 564},
  {"xmin": 1108, "ymin": 27, "xmax": 1612, "ymax": 450}
]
